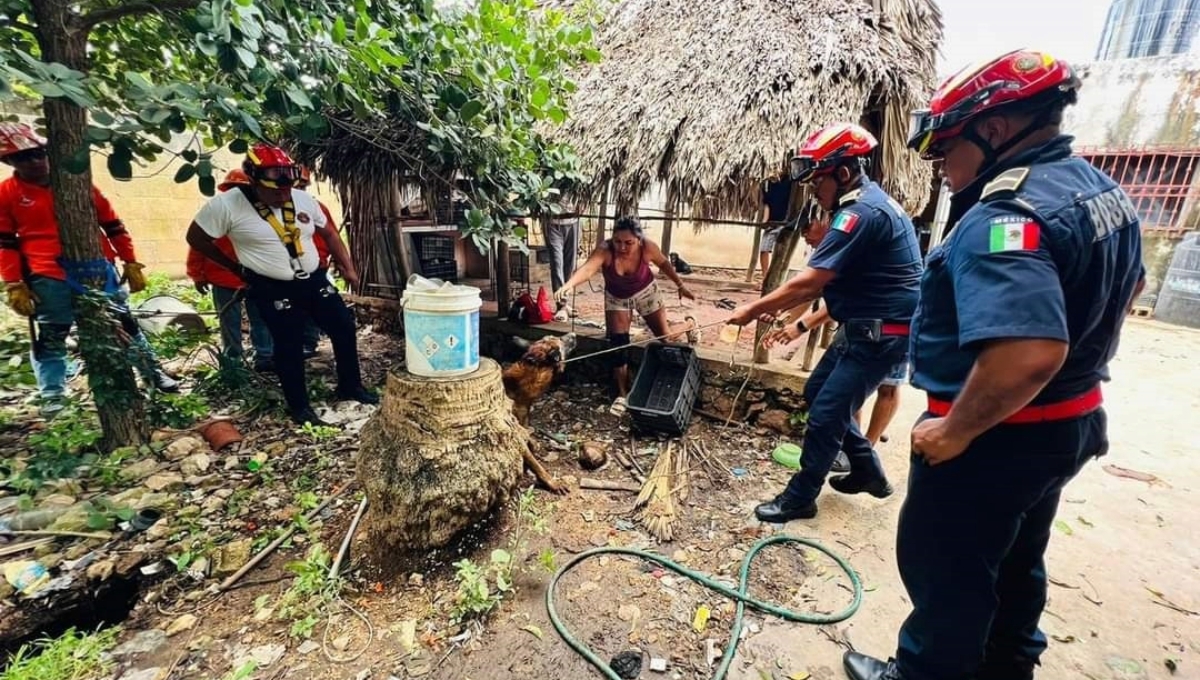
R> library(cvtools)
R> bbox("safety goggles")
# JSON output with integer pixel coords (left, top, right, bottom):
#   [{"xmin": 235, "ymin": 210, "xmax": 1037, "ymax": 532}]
[
  {"xmin": 907, "ymin": 84, "xmax": 1004, "ymax": 158},
  {"xmin": 251, "ymin": 165, "xmax": 301, "ymax": 189},
  {"xmin": 3, "ymin": 148, "xmax": 48, "ymax": 164}
]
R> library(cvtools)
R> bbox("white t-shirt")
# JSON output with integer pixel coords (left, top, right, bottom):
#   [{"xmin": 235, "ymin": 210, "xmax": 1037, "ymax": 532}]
[{"xmin": 193, "ymin": 188, "xmax": 328, "ymax": 281}]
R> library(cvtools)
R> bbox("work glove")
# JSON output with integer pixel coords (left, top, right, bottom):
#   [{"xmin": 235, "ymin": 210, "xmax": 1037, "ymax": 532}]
[
  {"xmin": 123, "ymin": 262, "xmax": 148, "ymax": 293},
  {"xmin": 194, "ymin": 280, "xmax": 210, "ymax": 295},
  {"xmin": 4, "ymin": 281, "xmax": 37, "ymax": 317}
]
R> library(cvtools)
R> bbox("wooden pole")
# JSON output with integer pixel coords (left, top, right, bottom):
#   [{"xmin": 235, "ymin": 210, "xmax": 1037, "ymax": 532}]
[
  {"xmin": 495, "ymin": 240, "xmax": 511, "ymax": 317},
  {"xmin": 660, "ymin": 185, "xmax": 676, "ymax": 256},
  {"xmin": 594, "ymin": 182, "xmax": 610, "ymax": 249},
  {"xmin": 745, "ymin": 227, "xmax": 762, "ymax": 282},
  {"xmin": 801, "ymin": 301, "xmax": 822, "ymax": 371},
  {"xmin": 753, "ymin": 184, "xmax": 805, "ymax": 363}
]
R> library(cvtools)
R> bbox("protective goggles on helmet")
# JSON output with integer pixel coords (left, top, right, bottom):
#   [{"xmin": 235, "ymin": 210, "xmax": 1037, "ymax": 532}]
[
  {"xmin": 249, "ymin": 164, "xmax": 301, "ymax": 189},
  {"xmin": 3, "ymin": 147, "xmax": 48, "ymax": 164},
  {"xmin": 907, "ymin": 84, "xmax": 1005, "ymax": 158},
  {"xmin": 790, "ymin": 156, "xmax": 835, "ymax": 183}
]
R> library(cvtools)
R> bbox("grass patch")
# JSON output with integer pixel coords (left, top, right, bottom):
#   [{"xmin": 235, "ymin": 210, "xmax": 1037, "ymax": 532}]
[{"xmin": 1, "ymin": 626, "xmax": 119, "ymax": 680}]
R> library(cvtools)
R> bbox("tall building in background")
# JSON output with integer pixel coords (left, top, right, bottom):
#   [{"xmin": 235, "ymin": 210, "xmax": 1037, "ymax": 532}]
[{"xmin": 1095, "ymin": 0, "xmax": 1200, "ymax": 60}]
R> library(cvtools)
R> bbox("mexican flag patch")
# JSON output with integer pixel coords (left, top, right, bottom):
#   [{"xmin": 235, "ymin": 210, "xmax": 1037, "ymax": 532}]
[
  {"xmin": 988, "ymin": 218, "xmax": 1040, "ymax": 252},
  {"xmin": 831, "ymin": 212, "xmax": 860, "ymax": 234}
]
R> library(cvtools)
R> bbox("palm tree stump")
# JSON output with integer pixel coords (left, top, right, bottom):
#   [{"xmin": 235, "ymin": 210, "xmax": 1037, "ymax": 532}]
[{"xmin": 357, "ymin": 358, "xmax": 526, "ymax": 552}]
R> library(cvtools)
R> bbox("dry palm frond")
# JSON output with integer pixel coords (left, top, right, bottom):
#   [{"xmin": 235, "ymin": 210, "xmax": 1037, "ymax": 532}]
[{"xmin": 634, "ymin": 440, "xmax": 694, "ymax": 542}]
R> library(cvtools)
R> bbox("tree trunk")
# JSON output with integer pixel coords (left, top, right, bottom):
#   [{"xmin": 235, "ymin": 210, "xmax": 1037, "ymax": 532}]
[
  {"xmin": 357, "ymin": 358, "xmax": 527, "ymax": 554},
  {"xmin": 660, "ymin": 186, "xmax": 676, "ymax": 256},
  {"xmin": 31, "ymin": 0, "xmax": 147, "ymax": 449}
]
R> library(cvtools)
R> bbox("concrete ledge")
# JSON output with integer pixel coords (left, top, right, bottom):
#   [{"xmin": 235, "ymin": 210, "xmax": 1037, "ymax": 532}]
[{"xmin": 480, "ymin": 315, "xmax": 810, "ymax": 432}]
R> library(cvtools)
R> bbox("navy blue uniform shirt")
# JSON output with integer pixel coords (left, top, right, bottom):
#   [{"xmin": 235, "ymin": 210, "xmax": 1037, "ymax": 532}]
[
  {"xmin": 910, "ymin": 135, "xmax": 1145, "ymax": 403},
  {"xmin": 808, "ymin": 178, "xmax": 923, "ymax": 322},
  {"xmin": 762, "ymin": 179, "xmax": 792, "ymax": 223}
]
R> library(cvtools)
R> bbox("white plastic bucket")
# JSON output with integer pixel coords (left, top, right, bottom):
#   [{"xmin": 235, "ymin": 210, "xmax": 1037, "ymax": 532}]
[
  {"xmin": 400, "ymin": 277, "xmax": 482, "ymax": 378},
  {"xmin": 132, "ymin": 295, "xmax": 207, "ymax": 335}
]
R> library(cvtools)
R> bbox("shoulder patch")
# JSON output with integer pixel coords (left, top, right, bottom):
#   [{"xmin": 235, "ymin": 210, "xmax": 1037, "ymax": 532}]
[
  {"xmin": 981, "ymin": 167, "xmax": 1030, "ymax": 200},
  {"xmin": 838, "ymin": 188, "xmax": 863, "ymax": 206},
  {"xmin": 986, "ymin": 215, "xmax": 1040, "ymax": 253},
  {"xmin": 831, "ymin": 211, "xmax": 861, "ymax": 234}
]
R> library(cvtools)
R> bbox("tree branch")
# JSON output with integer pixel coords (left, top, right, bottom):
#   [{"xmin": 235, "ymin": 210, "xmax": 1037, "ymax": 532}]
[
  {"xmin": 80, "ymin": 0, "xmax": 201, "ymax": 31},
  {"xmin": 8, "ymin": 18, "xmax": 38, "ymax": 33}
]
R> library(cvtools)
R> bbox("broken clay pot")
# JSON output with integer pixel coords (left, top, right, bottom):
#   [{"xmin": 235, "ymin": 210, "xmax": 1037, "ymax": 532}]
[{"xmin": 197, "ymin": 419, "xmax": 243, "ymax": 452}]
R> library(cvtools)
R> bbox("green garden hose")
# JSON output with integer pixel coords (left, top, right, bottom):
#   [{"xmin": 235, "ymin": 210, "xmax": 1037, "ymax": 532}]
[{"xmin": 546, "ymin": 534, "xmax": 863, "ymax": 680}]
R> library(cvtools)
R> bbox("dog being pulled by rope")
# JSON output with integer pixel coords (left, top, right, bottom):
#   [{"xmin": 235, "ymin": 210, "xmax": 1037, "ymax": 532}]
[{"xmin": 503, "ymin": 333, "xmax": 578, "ymax": 495}]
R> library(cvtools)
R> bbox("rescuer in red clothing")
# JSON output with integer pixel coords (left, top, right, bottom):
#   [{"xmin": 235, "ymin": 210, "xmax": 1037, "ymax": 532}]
[{"xmin": 0, "ymin": 122, "xmax": 178, "ymax": 412}]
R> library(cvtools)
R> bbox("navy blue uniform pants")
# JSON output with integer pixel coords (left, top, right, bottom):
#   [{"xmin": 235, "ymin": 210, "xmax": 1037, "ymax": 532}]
[
  {"xmin": 246, "ymin": 270, "xmax": 363, "ymax": 415},
  {"xmin": 783, "ymin": 333, "xmax": 906, "ymax": 503},
  {"xmin": 895, "ymin": 408, "xmax": 1108, "ymax": 680}
]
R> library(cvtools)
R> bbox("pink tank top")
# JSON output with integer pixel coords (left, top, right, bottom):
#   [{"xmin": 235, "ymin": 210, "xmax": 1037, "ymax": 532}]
[{"xmin": 602, "ymin": 239, "xmax": 654, "ymax": 299}]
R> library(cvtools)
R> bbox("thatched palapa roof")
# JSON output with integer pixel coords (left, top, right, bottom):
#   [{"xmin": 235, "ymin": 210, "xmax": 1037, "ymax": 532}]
[{"xmin": 547, "ymin": 0, "xmax": 943, "ymax": 217}]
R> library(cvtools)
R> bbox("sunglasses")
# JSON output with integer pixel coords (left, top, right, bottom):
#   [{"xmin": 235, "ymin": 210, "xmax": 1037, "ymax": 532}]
[{"xmin": 5, "ymin": 148, "xmax": 47, "ymax": 164}]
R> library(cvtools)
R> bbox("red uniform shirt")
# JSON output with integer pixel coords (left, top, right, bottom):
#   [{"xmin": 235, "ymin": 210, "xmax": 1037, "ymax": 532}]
[{"xmin": 0, "ymin": 174, "xmax": 136, "ymax": 283}]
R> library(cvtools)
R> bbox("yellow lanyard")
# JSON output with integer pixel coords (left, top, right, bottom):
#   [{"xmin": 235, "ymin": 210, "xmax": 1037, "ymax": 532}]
[{"xmin": 239, "ymin": 186, "xmax": 304, "ymax": 258}]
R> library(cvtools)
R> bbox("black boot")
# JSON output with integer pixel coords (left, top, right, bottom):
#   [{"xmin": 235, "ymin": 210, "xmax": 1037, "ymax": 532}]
[
  {"xmin": 754, "ymin": 493, "xmax": 817, "ymax": 522},
  {"xmin": 830, "ymin": 450, "xmax": 851, "ymax": 473},
  {"xmin": 977, "ymin": 647, "xmax": 1037, "ymax": 680},
  {"xmin": 829, "ymin": 472, "xmax": 894, "ymax": 498},
  {"xmin": 290, "ymin": 407, "xmax": 330, "ymax": 426},
  {"xmin": 154, "ymin": 370, "xmax": 180, "ymax": 393},
  {"xmin": 843, "ymin": 652, "xmax": 905, "ymax": 680},
  {"xmin": 335, "ymin": 387, "xmax": 379, "ymax": 405}
]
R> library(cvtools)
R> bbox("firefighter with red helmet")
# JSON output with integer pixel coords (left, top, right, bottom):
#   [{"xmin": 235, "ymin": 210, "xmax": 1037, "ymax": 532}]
[
  {"xmin": 728, "ymin": 122, "xmax": 923, "ymax": 523},
  {"xmin": 0, "ymin": 122, "xmax": 177, "ymax": 412},
  {"xmin": 841, "ymin": 50, "xmax": 1146, "ymax": 680},
  {"xmin": 185, "ymin": 143, "xmax": 375, "ymax": 425}
]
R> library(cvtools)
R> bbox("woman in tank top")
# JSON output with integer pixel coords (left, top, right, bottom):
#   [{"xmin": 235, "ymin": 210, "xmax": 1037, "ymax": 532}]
[{"xmin": 554, "ymin": 216, "xmax": 697, "ymax": 401}]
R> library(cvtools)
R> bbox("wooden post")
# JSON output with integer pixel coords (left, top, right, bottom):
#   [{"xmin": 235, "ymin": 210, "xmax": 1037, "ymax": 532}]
[
  {"xmin": 744, "ymin": 227, "xmax": 762, "ymax": 282},
  {"xmin": 594, "ymin": 181, "xmax": 610, "ymax": 249},
  {"xmin": 495, "ymin": 240, "xmax": 511, "ymax": 317},
  {"xmin": 753, "ymin": 182, "xmax": 806, "ymax": 363},
  {"xmin": 660, "ymin": 185, "xmax": 676, "ymax": 256},
  {"xmin": 801, "ymin": 301, "xmax": 822, "ymax": 371}
]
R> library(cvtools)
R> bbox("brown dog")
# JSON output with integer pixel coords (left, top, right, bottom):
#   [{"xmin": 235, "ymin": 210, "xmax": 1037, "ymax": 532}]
[{"xmin": 502, "ymin": 333, "xmax": 577, "ymax": 494}]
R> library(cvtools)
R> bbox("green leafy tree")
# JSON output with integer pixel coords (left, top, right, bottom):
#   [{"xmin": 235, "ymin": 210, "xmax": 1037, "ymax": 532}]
[{"xmin": 0, "ymin": 0, "xmax": 597, "ymax": 447}]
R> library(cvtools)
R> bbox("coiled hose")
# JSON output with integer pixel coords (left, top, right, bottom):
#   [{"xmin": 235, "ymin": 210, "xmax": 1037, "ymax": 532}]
[{"xmin": 546, "ymin": 534, "xmax": 862, "ymax": 680}]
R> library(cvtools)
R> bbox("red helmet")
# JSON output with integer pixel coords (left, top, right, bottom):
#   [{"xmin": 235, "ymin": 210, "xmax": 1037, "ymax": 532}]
[
  {"xmin": 790, "ymin": 123, "xmax": 878, "ymax": 182},
  {"xmin": 242, "ymin": 143, "xmax": 300, "ymax": 188},
  {"xmin": 0, "ymin": 122, "xmax": 47, "ymax": 159},
  {"xmin": 218, "ymin": 168, "xmax": 252, "ymax": 192},
  {"xmin": 908, "ymin": 49, "xmax": 1080, "ymax": 159}
]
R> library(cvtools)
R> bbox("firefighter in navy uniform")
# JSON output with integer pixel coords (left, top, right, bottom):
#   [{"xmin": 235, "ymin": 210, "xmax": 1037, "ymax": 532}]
[
  {"xmin": 727, "ymin": 122, "xmax": 923, "ymax": 523},
  {"xmin": 842, "ymin": 51, "xmax": 1146, "ymax": 680}
]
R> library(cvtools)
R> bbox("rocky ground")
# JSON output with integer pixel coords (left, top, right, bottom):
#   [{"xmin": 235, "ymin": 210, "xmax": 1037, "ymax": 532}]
[{"xmin": 1, "ymin": 277, "xmax": 1197, "ymax": 680}]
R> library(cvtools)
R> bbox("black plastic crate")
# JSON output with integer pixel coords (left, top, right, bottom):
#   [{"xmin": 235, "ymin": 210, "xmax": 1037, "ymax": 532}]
[
  {"xmin": 627, "ymin": 343, "xmax": 701, "ymax": 436},
  {"xmin": 420, "ymin": 258, "xmax": 457, "ymax": 282},
  {"xmin": 416, "ymin": 234, "xmax": 455, "ymax": 261}
]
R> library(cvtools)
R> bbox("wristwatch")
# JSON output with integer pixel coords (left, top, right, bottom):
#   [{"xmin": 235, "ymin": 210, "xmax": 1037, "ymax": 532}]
[{"xmin": 796, "ymin": 319, "xmax": 808, "ymax": 334}]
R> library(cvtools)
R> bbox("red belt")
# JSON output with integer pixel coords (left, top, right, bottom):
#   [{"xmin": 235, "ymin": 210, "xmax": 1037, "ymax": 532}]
[
  {"xmin": 882, "ymin": 323, "xmax": 910, "ymax": 336},
  {"xmin": 927, "ymin": 385, "xmax": 1103, "ymax": 424}
]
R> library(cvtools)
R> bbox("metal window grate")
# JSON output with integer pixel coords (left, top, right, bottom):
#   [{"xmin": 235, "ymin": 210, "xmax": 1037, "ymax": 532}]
[{"xmin": 1077, "ymin": 147, "xmax": 1200, "ymax": 232}]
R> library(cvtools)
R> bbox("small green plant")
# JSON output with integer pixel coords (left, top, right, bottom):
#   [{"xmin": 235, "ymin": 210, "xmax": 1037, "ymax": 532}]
[
  {"xmin": 145, "ymin": 326, "xmax": 206, "ymax": 362},
  {"xmin": 8, "ymin": 403, "xmax": 104, "ymax": 491},
  {"xmin": 219, "ymin": 661, "xmax": 258, "ymax": 680},
  {"xmin": 168, "ymin": 550, "xmax": 197, "ymax": 572},
  {"xmin": 450, "ymin": 488, "xmax": 556, "ymax": 624},
  {"xmin": 306, "ymin": 375, "xmax": 335, "ymax": 402},
  {"xmin": 86, "ymin": 498, "xmax": 135, "ymax": 531},
  {"xmin": 294, "ymin": 490, "xmax": 320, "ymax": 512},
  {"xmin": 264, "ymin": 543, "xmax": 342, "ymax": 639},
  {"xmin": 298, "ymin": 422, "xmax": 340, "ymax": 441},
  {"xmin": 0, "ymin": 330, "xmax": 36, "ymax": 388},
  {"xmin": 0, "ymin": 626, "xmax": 119, "ymax": 680},
  {"xmin": 147, "ymin": 392, "xmax": 210, "ymax": 429}
]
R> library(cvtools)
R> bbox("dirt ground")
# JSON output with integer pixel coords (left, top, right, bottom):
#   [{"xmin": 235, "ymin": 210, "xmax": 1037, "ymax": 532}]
[
  {"xmin": 85, "ymin": 312, "xmax": 1197, "ymax": 680},
  {"xmin": 3, "ymin": 268, "xmax": 1196, "ymax": 680}
]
